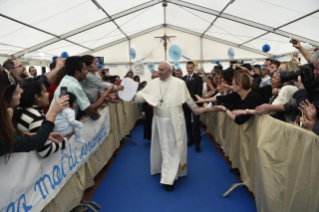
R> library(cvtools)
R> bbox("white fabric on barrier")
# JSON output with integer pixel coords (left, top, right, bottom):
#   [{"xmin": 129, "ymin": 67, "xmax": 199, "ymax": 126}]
[{"xmin": 0, "ymin": 107, "xmax": 110, "ymax": 212}]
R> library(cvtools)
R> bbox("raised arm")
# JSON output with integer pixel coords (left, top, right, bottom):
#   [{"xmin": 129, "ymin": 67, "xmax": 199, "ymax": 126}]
[
  {"xmin": 11, "ymin": 121, "xmax": 55, "ymax": 154},
  {"xmin": 88, "ymin": 73, "xmax": 121, "ymax": 91},
  {"xmin": 85, "ymin": 85, "xmax": 114, "ymax": 115},
  {"xmin": 45, "ymin": 58, "xmax": 65, "ymax": 83},
  {"xmin": 291, "ymin": 38, "xmax": 313, "ymax": 62},
  {"xmin": 195, "ymin": 94, "xmax": 217, "ymax": 103}
]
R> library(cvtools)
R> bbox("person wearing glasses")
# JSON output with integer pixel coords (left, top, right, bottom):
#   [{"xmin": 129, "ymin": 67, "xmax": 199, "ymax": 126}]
[
  {"xmin": 0, "ymin": 69, "xmax": 69, "ymax": 163},
  {"xmin": 2, "ymin": 58, "xmax": 65, "ymax": 88}
]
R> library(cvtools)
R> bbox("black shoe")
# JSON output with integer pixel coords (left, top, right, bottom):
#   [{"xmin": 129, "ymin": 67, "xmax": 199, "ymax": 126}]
[
  {"xmin": 187, "ymin": 141, "xmax": 194, "ymax": 146},
  {"xmin": 195, "ymin": 144, "xmax": 201, "ymax": 152},
  {"xmin": 229, "ymin": 168, "xmax": 240, "ymax": 176},
  {"xmin": 165, "ymin": 184, "xmax": 174, "ymax": 192},
  {"xmin": 102, "ymin": 164, "xmax": 108, "ymax": 171}
]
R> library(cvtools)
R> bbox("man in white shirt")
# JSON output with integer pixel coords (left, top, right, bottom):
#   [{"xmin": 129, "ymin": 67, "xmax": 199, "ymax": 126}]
[
  {"xmin": 260, "ymin": 59, "xmax": 273, "ymax": 87},
  {"xmin": 29, "ymin": 66, "xmax": 37, "ymax": 78}
]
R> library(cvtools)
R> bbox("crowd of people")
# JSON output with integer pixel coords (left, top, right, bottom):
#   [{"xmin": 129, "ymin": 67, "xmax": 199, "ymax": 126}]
[
  {"xmin": 0, "ymin": 55, "xmax": 125, "ymax": 163},
  {"xmin": 0, "ymin": 37, "xmax": 319, "ymax": 194},
  {"xmin": 194, "ymin": 38, "xmax": 319, "ymax": 137}
]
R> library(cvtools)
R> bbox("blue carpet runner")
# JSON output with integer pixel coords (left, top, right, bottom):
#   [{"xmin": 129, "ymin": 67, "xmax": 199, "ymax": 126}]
[{"xmin": 90, "ymin": 124, "xmax": 257, "ymax": 212}]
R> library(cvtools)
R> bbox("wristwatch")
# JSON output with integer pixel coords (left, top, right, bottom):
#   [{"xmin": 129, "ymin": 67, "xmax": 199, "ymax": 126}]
[{"xmin": 246, "ymin": 108, "xmax": 249, "ymax": 114}]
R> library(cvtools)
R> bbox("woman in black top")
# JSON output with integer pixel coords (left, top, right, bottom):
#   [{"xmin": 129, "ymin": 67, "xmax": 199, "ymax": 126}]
[
  {"xmin": 0, "ymin": 69, "xmax": 70, "ymax": 163},
  {"xmin": 197, "ymin": 73, "xmax": 265, "ymax": 125}
]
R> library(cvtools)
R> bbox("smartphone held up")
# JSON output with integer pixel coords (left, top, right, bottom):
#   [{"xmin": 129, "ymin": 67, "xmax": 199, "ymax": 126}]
[{"xmin": 60, "ymin": 87, "xmax": 68, "ymax": 98}]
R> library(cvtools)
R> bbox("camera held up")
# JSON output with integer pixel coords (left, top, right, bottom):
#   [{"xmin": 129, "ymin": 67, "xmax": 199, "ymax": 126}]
[{"xmin": 279, "ymin": 63, "xmax": 315, "ymax": 87}]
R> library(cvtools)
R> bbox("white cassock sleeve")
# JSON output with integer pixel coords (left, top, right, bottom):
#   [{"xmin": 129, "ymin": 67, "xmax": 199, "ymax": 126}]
[{"xmin": 133, "ymin": 93, "xmax": 146, "ymax": 104}]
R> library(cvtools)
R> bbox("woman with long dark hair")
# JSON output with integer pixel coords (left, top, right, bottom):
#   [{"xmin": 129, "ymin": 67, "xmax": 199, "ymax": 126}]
[
  {"xmin": 14, "ymin": 81, "xmax": 74, "ymax": 158},
  {"xmin": 0, "ymin": 69, "xmax": 69, "ymax": 163}
]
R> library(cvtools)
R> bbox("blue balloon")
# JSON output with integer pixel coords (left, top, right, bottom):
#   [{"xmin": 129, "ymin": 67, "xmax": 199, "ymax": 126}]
[
  {"xmin": 227, "ymin": 48, "xmax": 235, "ymax": 60},
  {"xmin": 147, "ymin": 62, "xmax": 155, "ymax": 70},
  {"xmin": 237, "ymin": 59, "xmax": 242, "ymax": 64},
  {"xmin": 174, "ymin": 61, "xmax": 180, "ymax": 67},
  {"xmin": 129, "ymin": 48, "xmax": 136, "ymax": 59},
  {"xmin": 262, "ymin": 44, "xmax": 271, "ymax": 53},
  {"xmin": 216, "ymin": 60, "xmax": 220, "ymax": 65},
  {"xmin": 98, "ymin": 64, "xmax": 103, "ymax": 69},
  {"xmin": 61, "ymin": 51, "xmax": 69, "ymax": 58},
  {"xmin": 169, "ymin": 45, "xmax": 182, "ymax": 61}
]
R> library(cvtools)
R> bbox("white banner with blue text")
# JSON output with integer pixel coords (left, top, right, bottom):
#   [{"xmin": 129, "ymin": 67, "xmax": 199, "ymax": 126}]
[{"xmin": 0, "ymin": 107, "xmax": 110, "ymax": 212}]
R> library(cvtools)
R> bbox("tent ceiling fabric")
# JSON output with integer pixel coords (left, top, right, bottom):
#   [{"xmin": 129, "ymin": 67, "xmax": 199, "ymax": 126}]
[
  {"xmin": 0, "ymin": 0, "xmax": 106, "ymax": 35},
  {"xmin": 182, "ymin": 0, "xmax": 229, "ymax": 12},
  {"xmin": 242, "ymin": 33, "xmax": 309, "ymax": 55},
  {"xmin": 0, "ymin": 0, "xmax": 318, "ymax": 60},
  {"xmin": 224, "ymin": 0, "xmax": 319, "ymax": 28},
  {"xmin": 279, "ymin": 12, "xmax": 319, "ymax": 42},
  {"xmin": 0, "ymin": 16, "xmax": 54, "ymax": 51},
  {"xmin": 96, "ymin": 0, "xmax": 151, "ymax": 16},
  {"xmin": 207, "ymin": 18, "xmax": 267, "ymax": 45},
  {"xmin": 29, "ymin": 40, "xmax": 88, "ymax": 60},
  {"xmin": 68, "ymin": 22, "xmax": 125, "ymax": 49},
  {"xmin": 114, "ymin": 4, "xmax": 164, "ymax": 36},
  {"xmin": 166, "ymin": 3, "xmax": 216, "ymax": 33}
]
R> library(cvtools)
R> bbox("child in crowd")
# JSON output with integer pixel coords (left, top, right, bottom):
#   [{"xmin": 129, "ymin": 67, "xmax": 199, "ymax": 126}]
[
  {"xmin": 82, "ymin": 55, "xmax": 123, "ymax": 103},
  {"xmin": 81, "ymin": 55, "xmax": 124, "ymax": 119},
  {"xmin": 54, "ymin": 92, "xmax": 85, "ymax": 156}
]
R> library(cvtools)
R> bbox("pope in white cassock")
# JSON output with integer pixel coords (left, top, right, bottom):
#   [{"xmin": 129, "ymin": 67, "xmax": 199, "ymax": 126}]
[{"xmin": 133, "ymin": 61, "xmax": 205, "ymax": 191}]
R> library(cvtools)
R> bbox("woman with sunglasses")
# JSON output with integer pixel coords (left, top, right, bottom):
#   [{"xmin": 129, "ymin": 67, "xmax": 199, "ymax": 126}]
[{"xmin": 0, "ymin": 70, "xmax": 69, "ymax": 163}]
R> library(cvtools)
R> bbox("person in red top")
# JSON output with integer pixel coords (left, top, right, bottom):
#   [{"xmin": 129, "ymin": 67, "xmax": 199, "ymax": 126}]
[{"xmin": 44, "ymin": 64, "xmax": 67, "ymax": 114}]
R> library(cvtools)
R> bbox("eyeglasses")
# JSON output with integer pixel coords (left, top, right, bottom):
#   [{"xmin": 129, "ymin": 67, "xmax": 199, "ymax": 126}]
[
  {"xmin": 14, "ymin": 64, "xmax": 25, "ymax": 69},
  {"xmin": 3, "ymin": 68, "xmax": 16, "ymax": 86},
  {"xmin": 88, "ymin": 63, "xmax": 99, "ymax": 67}
]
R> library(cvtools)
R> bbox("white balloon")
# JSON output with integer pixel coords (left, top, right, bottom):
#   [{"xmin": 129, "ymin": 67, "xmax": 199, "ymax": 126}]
[{"xmin": 24, "ymin": 53, "xmax": 32, "ymax": 61}]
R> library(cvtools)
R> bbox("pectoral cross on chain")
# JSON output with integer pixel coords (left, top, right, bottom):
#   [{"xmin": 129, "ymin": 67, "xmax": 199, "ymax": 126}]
[{"xmin": 159, "ymin": 98, "xmax": 164, "ymax": 106}]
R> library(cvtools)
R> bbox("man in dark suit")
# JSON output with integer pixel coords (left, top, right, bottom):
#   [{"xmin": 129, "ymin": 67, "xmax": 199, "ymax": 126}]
[{"xmin": 182, "ymin": 61, "xmax": 203, "ymax": 152}]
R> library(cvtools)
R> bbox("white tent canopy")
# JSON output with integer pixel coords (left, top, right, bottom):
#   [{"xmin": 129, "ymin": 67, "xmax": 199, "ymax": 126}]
[{"xmin": 0, "ymin": 0, "xmax": 318, "ymax": 66}]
